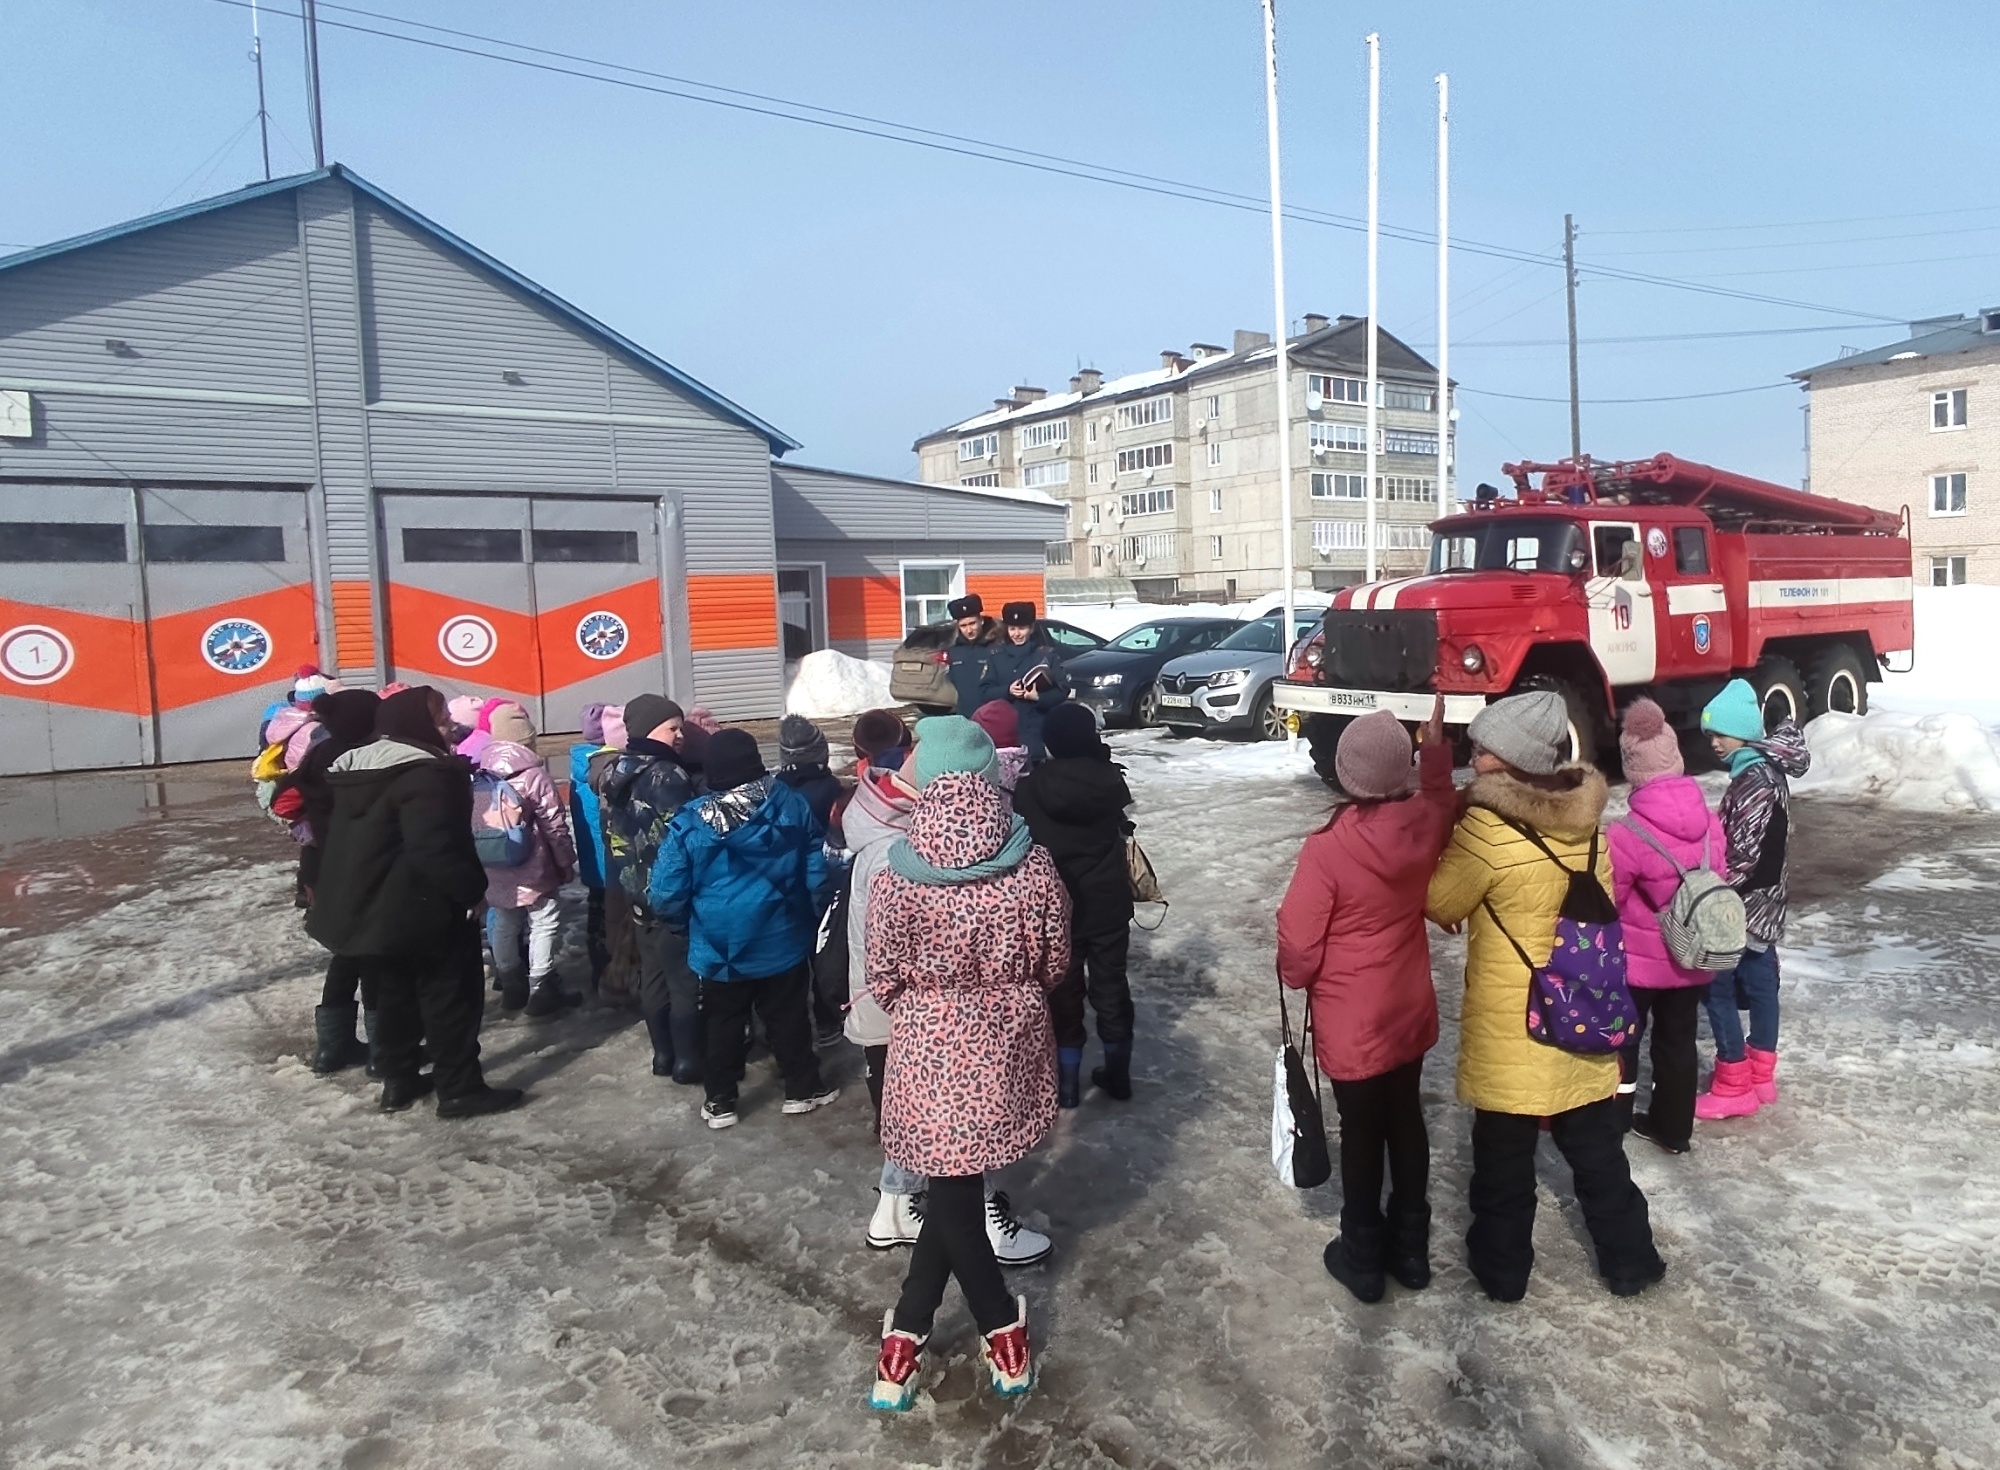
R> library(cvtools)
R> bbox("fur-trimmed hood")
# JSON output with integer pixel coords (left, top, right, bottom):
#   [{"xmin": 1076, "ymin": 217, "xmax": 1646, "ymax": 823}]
[{"xmin": 1464, "ymin": 764, "xmax": 1608, "ymax": 843}]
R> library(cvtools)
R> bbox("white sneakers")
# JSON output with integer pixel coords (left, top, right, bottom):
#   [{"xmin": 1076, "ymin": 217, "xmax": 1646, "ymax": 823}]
[
  {"xmin": 781, "ymin": 1087, "xmax": 840, "ymax": 1115},
  {"xmin": 866, "ymin": 1190, "xmax": 923, "ymax": 1250},
  {"xmin": 985, "ymin": 1191, "xmax": 1053, "ymax": 1267}
]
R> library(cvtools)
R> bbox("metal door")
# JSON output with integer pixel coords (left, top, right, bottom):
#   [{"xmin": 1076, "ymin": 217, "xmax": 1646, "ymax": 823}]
[
  {"xmin": 141, "ymin": 486, "xmax": 317, "ymax": 763},
  {"xmin": 776, "ymin": 565, "xmax": 822, "ymax": 662},
  {"xmin": 530, "ymin": 498, "xmax": 666, "ymax": 726},
  {"xmin": 0, "ymin": 483, "xmax": 148, "ymax": 774},
  {"xmin": 380, "ymin": 494, "xmax": 540, "ymax": 713}
]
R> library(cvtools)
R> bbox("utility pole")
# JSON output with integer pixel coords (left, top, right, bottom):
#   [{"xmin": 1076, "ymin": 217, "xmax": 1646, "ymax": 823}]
[
  {"xmin": 1560, "ymin": 211, "xmax": 1576, "ymax": 460},
  {"xmin": 302, "ymin": 0, "xmax": 326, "ymax": 168},
  {"xmin": 250, "ymin": 0, "xmax": 272, "ymax": 180},
  {"xmin": 1259, "ymin": 0, "xmax": 1295, "ymax": 691},
  {"xmin": 1363, "ymin": 32, "xmax": 1380, "ymax": 581},
  {"xmin": 1435, "ymin": 72, "xmax": 1449, "ymax": 521}
]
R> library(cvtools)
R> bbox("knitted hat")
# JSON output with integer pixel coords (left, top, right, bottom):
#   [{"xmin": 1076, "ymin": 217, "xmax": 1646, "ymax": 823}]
[
  {"xmin": 1334, "ymin": 709, "xmax": 1415, "ymax": 799},
  {"xmin": 1619, "ymin": 698, "xmax": 1683, "ymax": 786},
  {"xmin": 911, "ymin": 715, "xmax": 999, "ymax": 789},
  {"xmin": 1042, "ymin": 700, "xmax": 1105, "ymax": 760},
  {"xmin": 622, "ymin": 694, "xmax": 683, "ymax": 746},
  {"xmin": 600, "ymin": 705, "xmax": 627, "ymax": 751},
  {"xmin": 970, "ymin": 698, "xmax": 1021, "ymax": 748},
  {"xmin": 446, "ymin": 695, "xmax": 484, "ymax": 732},
  {"xmin": 487, "ymin": 700, "xmax": 536, "ymax": 746},
  {"xmin": 1701, "ymin": 679, "xmax": 1764, "ymax": 742},
  {"xmin": 946, "ymin": 593, "xmax": 984, "ymax": 620},
  {"xmin": 1001, "ymin": 600, "xmax": 1037, "ymax": 628},
  {"xmin": 379, "ymin": 681, "xmax": 412, "ymax": 697},
  {"xmin": 578, "ymin": 702, "xmax": 607, "ymax": 744},
  {"xmin": 852, "ymin": 708, "xmax": 911, "ymax": 758},
  {"xmin": 1467, "ymin": 690, "xmax": 1570, "ymax": 775},
  {"xmin": 778, "ymin": 714, "xmax": 829, "ymax": 767},
  {"xmin": 703, "ymin": 728, "xmax": 766, "ymax": 790},
  {"xmin": 310, "ymin": 688, "xmax": 379, "ymax": 747},
  {"xmin": 293, "ymin": 664, "xmax": 332, "ymax": 703}
]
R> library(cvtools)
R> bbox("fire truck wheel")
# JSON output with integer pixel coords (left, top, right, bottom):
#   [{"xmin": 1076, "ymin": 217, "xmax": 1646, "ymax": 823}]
[
  {"xmin": 1301, "ymin": 714, "xmax": 1352, "ymax": 786},
  {"xmin": 1516, "ymin": 676, "xmax": 1599, "ymax": 768},
  {"xmin": 1751, "ymin": 656, "xmax": 1807, "ymax": 731},
  {"xmin": 1802, "ymin": 644, "xmax": 1869, "ymax": 719}
]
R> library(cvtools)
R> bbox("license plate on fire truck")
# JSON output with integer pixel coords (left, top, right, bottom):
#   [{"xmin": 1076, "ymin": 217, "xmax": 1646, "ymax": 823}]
[{"xmin": 1324, "ymin": 690, "xmax": 1378, "ymax": 710}]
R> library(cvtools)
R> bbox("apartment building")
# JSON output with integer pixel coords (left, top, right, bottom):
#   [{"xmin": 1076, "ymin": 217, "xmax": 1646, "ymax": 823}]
[
  {"xmin": 912, "ymin": 315, "xmax": 1452, "ymax": 601},
  {"xmin": 1795, "ymin": 308, "xmax": 2000, "ymax": 587}
]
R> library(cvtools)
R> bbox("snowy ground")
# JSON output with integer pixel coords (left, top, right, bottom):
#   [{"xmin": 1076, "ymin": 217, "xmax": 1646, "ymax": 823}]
[{"xmin": 2, "ymin": 735, "xmax": 1998, "ymax": 1469}]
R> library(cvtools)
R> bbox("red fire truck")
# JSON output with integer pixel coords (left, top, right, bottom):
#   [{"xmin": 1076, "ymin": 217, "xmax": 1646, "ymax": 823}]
[{"xmin": 1272, "ymin": 453, "xmax": 1915, "ymax": 781}]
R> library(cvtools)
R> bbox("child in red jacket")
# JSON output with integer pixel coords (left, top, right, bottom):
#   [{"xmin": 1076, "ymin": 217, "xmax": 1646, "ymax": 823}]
[{"xmin": 1277, "ymin": 698, "xmax": 1454, "ymax": 1303}]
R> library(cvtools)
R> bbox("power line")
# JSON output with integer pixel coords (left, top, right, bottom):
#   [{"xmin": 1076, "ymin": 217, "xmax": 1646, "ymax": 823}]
[
  {"xmin": 1461, "ymin": 381, "xmax": 1793, "ymax": 405},
  {"xmin": 1453, "ymin": 322, "xmax": 1872, "ymax": 348},
  {"xmin": 202, "ymin": 0, "xmax": 1905, "ymax": 326}
]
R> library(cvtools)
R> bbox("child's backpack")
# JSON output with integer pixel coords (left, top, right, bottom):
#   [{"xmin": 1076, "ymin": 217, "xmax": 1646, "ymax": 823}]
[
  {"xmin": 1617, "ymin": 817, "xmax": 1747, "ymax": 971},
  {"xmin": 471, "ymin": 770, "xmax": 534, "ymax": 867},
  {"xmin": 1483, "ymin": 823, "xmax": 1634, "ymax": 1055}
]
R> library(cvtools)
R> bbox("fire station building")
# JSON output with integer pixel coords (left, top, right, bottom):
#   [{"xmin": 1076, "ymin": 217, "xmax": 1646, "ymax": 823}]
[{"xmin": 0, "ymin": 166, "xmax": 1062, "ymax": 774}]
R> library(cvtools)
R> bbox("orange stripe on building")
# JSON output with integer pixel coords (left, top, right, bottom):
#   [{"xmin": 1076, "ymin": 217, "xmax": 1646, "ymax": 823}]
[
  {"xmin": 331, "ymin": 579, "xmax": 375, "ymax": 673},
  {"xmin": 0, "ymin": 596, "xmax": 151, "ymax": 715},
  {"xmin": 826, "ymin": 574, "xmax": 903, "ymax": 644},
  {"xmin": 965, "ymin": 572, "xmax": 1048, "ymax": 615},
  {"xmin": 536, "ymin": 580, "xmax": 666, "ymax": 694},
  {"xmin": 382, "ymin": 581, "xmax": 540, "ymax": 693},
  {"xmin": 687, "ymin": 573, "xmax": 779, "ymax": 652}
]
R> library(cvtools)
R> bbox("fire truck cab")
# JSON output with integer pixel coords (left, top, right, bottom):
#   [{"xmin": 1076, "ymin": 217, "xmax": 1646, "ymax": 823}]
[{"xmin": 1273, "ymin": 453, "xmax": 1915, "ymax": 782}]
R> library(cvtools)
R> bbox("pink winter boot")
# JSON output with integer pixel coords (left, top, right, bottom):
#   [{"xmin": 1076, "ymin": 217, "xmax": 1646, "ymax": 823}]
[
  {"xmin": 1747, "ymin": 1047, "xmax": 1779, "ymax": 1105},
  {"xmin": 1695, "ymin": 1057, "xmax": 1761, "ymax": 1121}
]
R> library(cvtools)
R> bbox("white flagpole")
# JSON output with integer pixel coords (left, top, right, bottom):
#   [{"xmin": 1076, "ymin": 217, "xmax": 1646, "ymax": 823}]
[
  {"xmin": 1436, "ymin": 71, "xmax": 1450, "ymax": 521},
  {"xmin": 1364, "ymin": 33, "xmax": 1381, "ymax": 582},
  {"xmin": 1262, "ymin": 0, "xmax": 1296, "ymax": 694}
]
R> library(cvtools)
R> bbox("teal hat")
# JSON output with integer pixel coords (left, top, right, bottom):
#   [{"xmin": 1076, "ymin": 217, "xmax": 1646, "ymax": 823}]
[
  {"xmin": 911, "ymin": 715, "xmax": 1000, "ymax": 790},
  {"xmin": 1701, "ymin": 678, "xmax": 1764, "ymax": 742}
]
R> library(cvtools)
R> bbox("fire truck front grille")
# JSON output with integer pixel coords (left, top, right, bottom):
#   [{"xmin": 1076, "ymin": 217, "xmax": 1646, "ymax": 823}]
[{"xmin": 1318, "ymin": 609, "xmax": 1439, "ymax": 693}]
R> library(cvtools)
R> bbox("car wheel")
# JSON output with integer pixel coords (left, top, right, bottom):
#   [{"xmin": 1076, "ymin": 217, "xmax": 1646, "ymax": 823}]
[
  {"xmin": 1251, "ymin": 688, "xmax": 1285, "ymax": 742},
  {"xmin": 1162, "ymin": 723, "xmax": 1199, "ymax": 740},
  {"xmin": 1134, "ymin": 687, "xmax": 1160, "ymax": 728}
]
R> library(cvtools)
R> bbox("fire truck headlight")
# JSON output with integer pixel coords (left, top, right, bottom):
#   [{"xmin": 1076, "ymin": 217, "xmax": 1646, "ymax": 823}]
[
  {"xmin": 1460, "ymin": 644, "xmax": 1486, "ymax": 674},
  {"xmin": 1304, "ymin": 643, "xmax": 1325, "ymax": 669}
]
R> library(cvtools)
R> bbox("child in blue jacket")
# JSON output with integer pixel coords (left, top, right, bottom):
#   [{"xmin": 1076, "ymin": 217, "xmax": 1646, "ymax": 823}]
[{"xmin": 649, "ymin": 727, "xmax": 838, "ymax": 1130}]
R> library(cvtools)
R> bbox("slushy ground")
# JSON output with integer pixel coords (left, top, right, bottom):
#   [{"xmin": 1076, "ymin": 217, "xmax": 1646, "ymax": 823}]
[{"xmin": 1, "ymin": 732, "xmax": 1994, "ymax": 1469}]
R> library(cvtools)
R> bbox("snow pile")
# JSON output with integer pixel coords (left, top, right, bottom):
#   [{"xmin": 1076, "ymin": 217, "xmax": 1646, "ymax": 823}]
[
  {"xmin": 1875, "ymin": 584, "xmax": 2000, "ymax": 722},
  {"xmin": 1799, "ymin": 709, "xmax": 2000, "ymax": 812},
  {"xmin": 783, "ymin": 649, "xmax": 894, "ymax": 720}
]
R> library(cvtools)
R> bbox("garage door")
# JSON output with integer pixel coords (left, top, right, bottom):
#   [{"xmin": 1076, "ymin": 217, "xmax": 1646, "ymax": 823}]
[
  {"xmin": 529, "ymin": 497, "xmax": 665, "ymax": 725},
  {"xmin": 141, "ymin": 486, "xmax": 317, "ymax": 764},
  {"xmin": 0, "ymin": 483, "xmax": 148, "ymax": 774}
]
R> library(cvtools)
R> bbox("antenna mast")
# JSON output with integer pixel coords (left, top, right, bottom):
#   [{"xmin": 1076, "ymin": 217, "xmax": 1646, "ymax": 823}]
[
  {"xmin": 301, "ymin": 0, "xmax": 326, "ymax": 168},
  {"xmin": 250, "ymin": 0, "xmax": 272, "ymax": 180}
]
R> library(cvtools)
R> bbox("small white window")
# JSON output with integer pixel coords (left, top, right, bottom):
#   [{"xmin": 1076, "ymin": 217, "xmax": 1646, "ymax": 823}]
[
  {"xmin": 1932, "ymin": 389, "xmax": 1969, "ymax": 431},
  {"xmin": 959, "ymin": 473, "xmax": 1000, "ymax": 488},
  {"xmin": 1091, "ymin": 543, "xmax": 1105, "ymax": 567},
  {"xmin": 1088, "ymin": 503, "xmax": 1101, "ymax": 526},
  {"xmin": 1207, "ymin": 441, "xmax": 1223, "ymax": 467},
  {"xmin": 1087, "ymin": 420, "xmax": 1098, "ymax": 442},
  {"xmin": 957, "ymin": 433, "xmax": 998, "ymax": 462},
  {"xmin": 1931, "ymin": 554, "xmax": 1968, "ymax": 586},
  {"xmin": 1932, "ymin": 472, "xmax": 1969, "ymax": 516},
  {"xmin": 1209, "ymin": 535, "xmax": 1224, "ymax": 560},
  {"xmin": 901, "ymin": 561, "xmax": 964, "ymax": 631},
  {"xmin": 1087, "ymin": 462, "xmax": 1100, "ymax": 485},
  {"xmin": 1205, "ymin": 394, "xmax": 1221, "ymax": 418},
  {"xmin": 1209, "ymin": 487, "xmax": 1223, "ymax": 514}
]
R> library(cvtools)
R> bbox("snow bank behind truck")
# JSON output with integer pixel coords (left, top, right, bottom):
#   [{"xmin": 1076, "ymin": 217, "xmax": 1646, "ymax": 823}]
[{"xmin": 1273, "ymin": 453, "xmax": 1915, "ymax": 782}]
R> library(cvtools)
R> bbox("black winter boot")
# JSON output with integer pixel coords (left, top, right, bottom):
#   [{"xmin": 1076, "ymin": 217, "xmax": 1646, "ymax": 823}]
[
  {"xmin": 668, "ymin": 1014, "xmax": 705, "ymax": 1086},
  {"xmin": 499, "ymin": 973, "xmax": 530, "ymax": 1012},
  {"xmin": 524, "ymin": 974, "xmax": 580, "ymax": 1018},
  {"xmin": 437, "ymin": 1084, "xmax": 525, "ymax": 1120},
  {"xmin": 1091, "ymin": 1042, "xmax": 1132, "ymax": 1102},
  {"xmin": 312, "ymin": 1004, "xmax": 368, "ymax": 1076},
  {"xmin": 380, "ymin": 1073, "xmax": 436, "ymax": 1113},
  {"xmin": 362, "ymin": 1009, "xmax": 381, "ymax": 1079},
  {"xmin": 1323, "ymin": 1219, "xmax": 1387, "ymax": 1304},
  {"xmin": 1057, "ymin": 1048, "xmax": 1082, "ymax": 1109},
  {"xmin": 644, "ymin": 1010, "xmax": 675, "ymax": 1077},
  {"xmin": 1385, "ymin": 1196, "xmax": 1433, "ymax": 1291}
]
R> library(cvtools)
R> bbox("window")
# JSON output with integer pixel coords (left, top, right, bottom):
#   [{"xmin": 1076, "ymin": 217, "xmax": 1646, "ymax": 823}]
[
  {"xmin": 1088, "ymin": 503, "xmax": 1101, "ymax": 526},
  {"xmin": 1020, "ymin": 420, "xmax": 1070, "ymax": 449},
  {"xmin": 1379, "ymin": 475, "xmax": 1435, "ymax": 503},
  {"xmin": 901, "ymin": 562, "xmax": 963, "ymax": 631},
  {"xmin": 1594, "ymin": 524, "xmax": 1642, "ymax": 578},
  {"xmin": 1381, "ymin": 524, "xmax": 1432, "ymax": 551},
  {"xmin": 1087, "ymin": 420, "xmax": 1098, "ymax": 443},
  {"xmin": 1020, "ymin": 460, "xmax": 1070, "ymax": 488},
  {"xmin": 1311, "ymin": 422, "xmax": 1367, "ymax": 453},
  {"xmin": 1383, "ymin": 428, "xmax": 1440, "ymax": 456},
  {"xmin": 1209, "ymin": 535, "xmax": 1224, "ymax": 560},
  {"xmin": 1207, "ymin": 441, "xmax": 1223, "ymax": 467},
  {"xmin": 1209, "ymin": 487, "xmax": 1223, "ymax": 514},
  {"xmin": 1087, "ymin": 462, "xmax": 1100, "ymax": 485},
  {"xmin": 1308, "ymin": 373, "xmax": 1365, "ymax": 405},
  {"xmin": 1932, "ymin": 472, "xmax": 1969, "ymax": 516},
  {"xmin": 0, "ymin": 521, "xmax": 127, "ymax": 562},
  {"xmin": 1931, "ymin": 554, "xmax": 1968, "ymax": 586},
  {"xmin": 960, "ymin": 473, "xmax": 1000, "ymax": 488},
  {"xmin": 1091, "ymin": 544, "xmax": 1105, "ymax": 567},
  {"xmin": 1932, "ymin": 388, "xmax": 1968, "ymax": 430},
  {"xmin": 1313, "ymin": 519, "xmax": 1363, "ymax": 551},
  {"xmin": 1672, "ymin": 526, "xmax": 1710, "ymax": 574},
  {"xmin": 1311, "ymin": 471, "xmax": 1368, "ymax": 499},
  {"xmin": 1116, "ymin": 442, "xmax": 1174, "ymax": 474},
  {"xmin": 1118, "ymin": 532, "xmax": 1175, "ymax": 562},
  {"xmin": 1204, "ymin": 394, "xmax": 1221, "ymax": 419},
  {"xmin": 403, "ymin": 527, "xmax": 521, "ymax": 562},
  {"xmin": 532, "ymin": 529, "xmax": 638, "ymax": 563},
  {"xmin": 1120, "ymin": 488, "xmax": 1176, "ymax": 517},
  {"xmin": 1117, "ymin": 395, "xmax": 1173, "ymax": 430},
  {"xmin": 957, "ymin": 432, "xmax": 998, "ymax": 462},
  {"xmin": 141, "ymin": 523, "xmax": 285, "ymax": 562},
  {"xmin": 1046, "ymin": 540, "xmax": 1074, "ymax": 566},
  {"xmin": 1384, "ymin": 385, "xmax": 1434, "ymax": 413}
]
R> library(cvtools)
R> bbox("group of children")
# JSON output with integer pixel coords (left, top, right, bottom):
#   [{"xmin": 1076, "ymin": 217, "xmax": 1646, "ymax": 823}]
[{"xmin": 1278, "ymin": 680, "xmax": 1808, "ymax": 1303}]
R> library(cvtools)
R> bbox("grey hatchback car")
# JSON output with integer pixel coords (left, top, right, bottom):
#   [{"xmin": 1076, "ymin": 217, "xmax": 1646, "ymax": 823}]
[{"xmin": 1153, "ymin": 611, "xmax": 1322, "ymax": 740}]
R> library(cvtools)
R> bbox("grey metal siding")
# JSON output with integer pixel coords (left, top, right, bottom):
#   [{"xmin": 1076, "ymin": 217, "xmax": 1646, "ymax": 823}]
[{"xmin": 690, "ymin": 649, "xmax": 782, "ymax": 720}]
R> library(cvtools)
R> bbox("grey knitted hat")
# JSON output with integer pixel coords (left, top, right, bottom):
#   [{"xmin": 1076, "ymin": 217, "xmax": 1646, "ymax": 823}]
[
  {"xmin": 1467, "ymin": 690, "xmax": 1571, "ymax": 775},
  {"xmin": 777, "ymin": 714, "xmax": 829, "ymax": 767}
]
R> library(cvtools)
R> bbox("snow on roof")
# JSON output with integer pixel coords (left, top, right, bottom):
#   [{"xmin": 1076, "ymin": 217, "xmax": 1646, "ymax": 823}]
[
  {"xmin": 777, "ymin": 461, "xmax": 1064, "ymax": 512},
  {"xmin": 1793, "ymin": 312, "xmax": 2000, "ymax": 378}
]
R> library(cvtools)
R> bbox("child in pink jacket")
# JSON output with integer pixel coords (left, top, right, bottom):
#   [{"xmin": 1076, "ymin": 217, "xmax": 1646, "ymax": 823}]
[
  {"xmin": 1607, "ymin": 699, "xmax": 1727, "ymax": 1155},
  {"xmin": 477, "ymin": 701, "xmax": 579, "ymax": 1017}
]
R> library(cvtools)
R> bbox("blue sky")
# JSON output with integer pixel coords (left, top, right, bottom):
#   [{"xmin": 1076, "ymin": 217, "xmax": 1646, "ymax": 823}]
[{"xmin": 7, "ymin": 1, "xmax": 1998, "ymax": 490}]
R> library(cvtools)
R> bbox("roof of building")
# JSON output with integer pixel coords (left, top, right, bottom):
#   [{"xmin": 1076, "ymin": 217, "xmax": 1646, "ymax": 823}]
[
  {"xmin": 1792, "ymin": 309, "xmax": 2000, "ymax": 379},
  {"xmin": 916, "ymin": 316, "xmax": 1446, "ymax": 445},
  {"xmin": 772, "ymin": 461, "xmax": 1066, "ymax": 515},
  {"xmin": 0, "ymin": 164, "xmax": 801, "ymax": 454}
]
